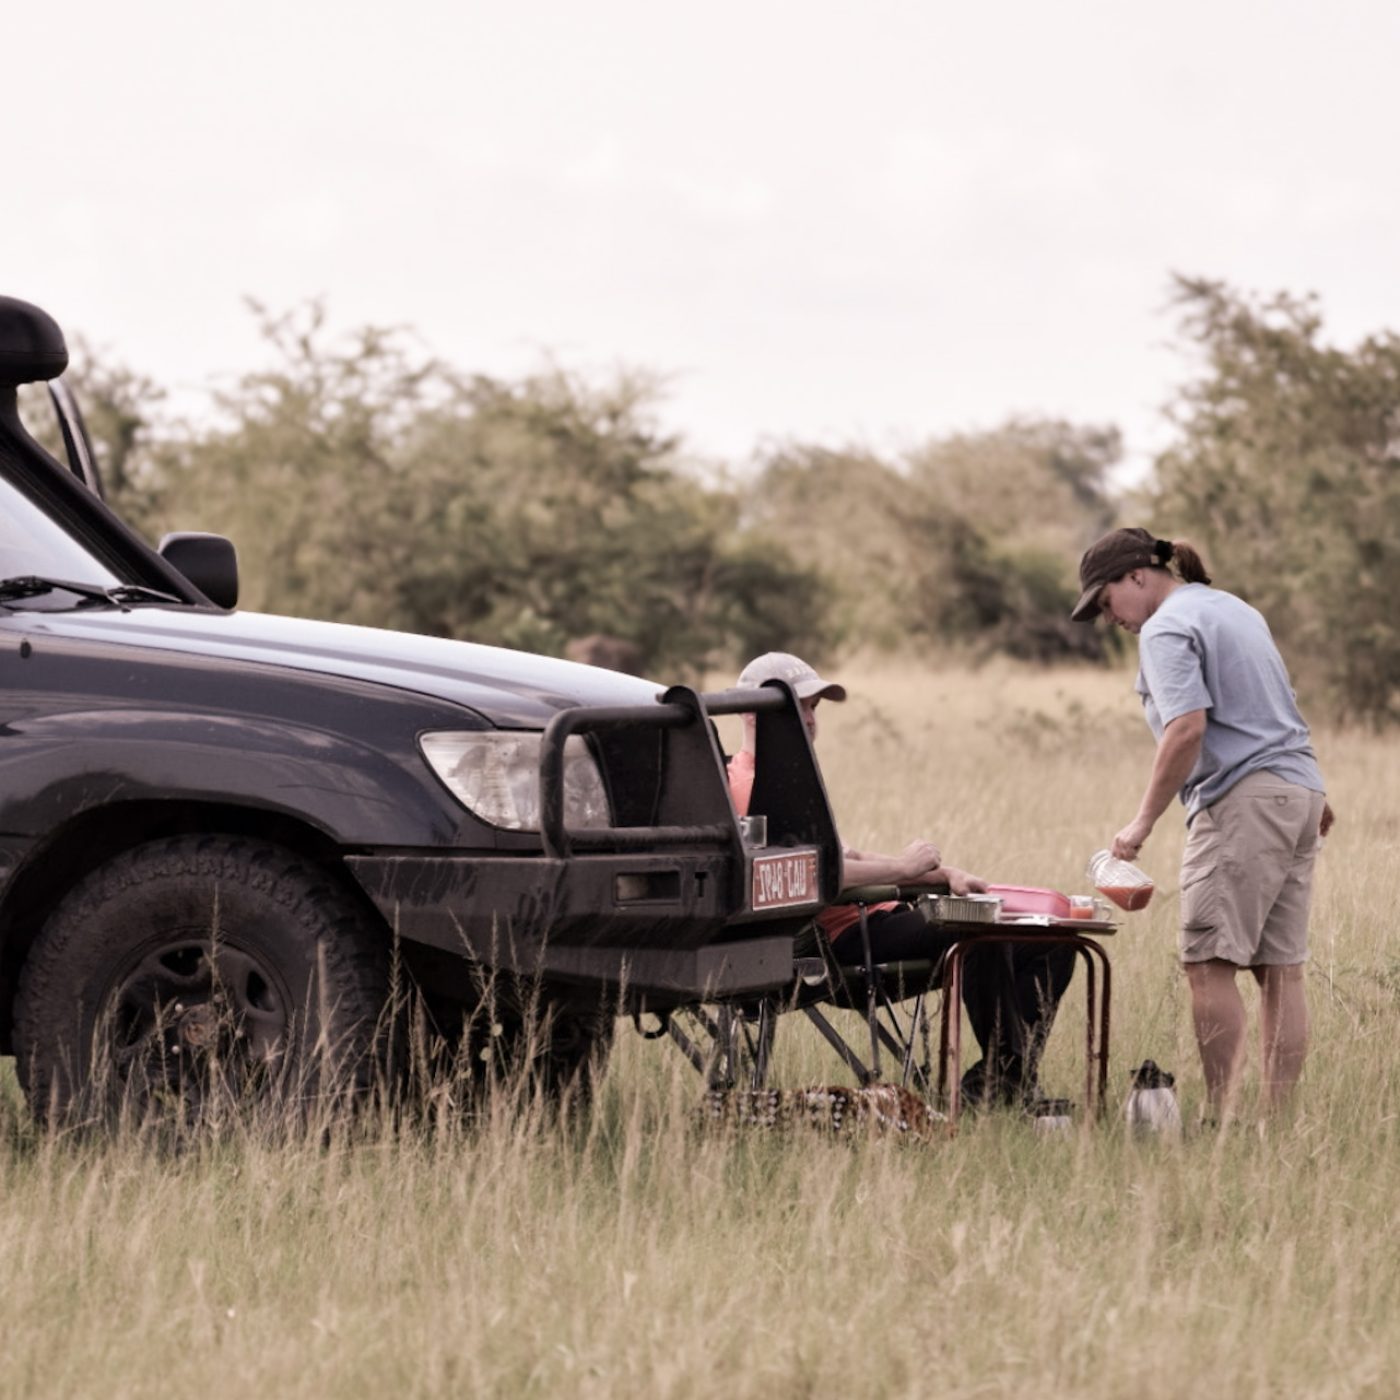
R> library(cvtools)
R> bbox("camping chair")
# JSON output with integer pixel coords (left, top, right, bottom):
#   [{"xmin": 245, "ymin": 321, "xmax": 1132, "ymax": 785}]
[{"xmin": 660, "ymin": 884, "xmax": 947, "ymax": 1096}]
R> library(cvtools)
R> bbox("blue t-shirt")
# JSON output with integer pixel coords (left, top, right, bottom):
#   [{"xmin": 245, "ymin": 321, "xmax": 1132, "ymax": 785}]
[{"xmin": 1134, "ymin": 584, "xmax": 1324, "ymax": 822}]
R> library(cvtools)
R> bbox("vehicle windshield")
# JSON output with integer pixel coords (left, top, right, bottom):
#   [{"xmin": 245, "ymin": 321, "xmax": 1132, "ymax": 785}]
[{"xmin": 0, "ymin": 476, "xmax": 121, "ymax": 596}]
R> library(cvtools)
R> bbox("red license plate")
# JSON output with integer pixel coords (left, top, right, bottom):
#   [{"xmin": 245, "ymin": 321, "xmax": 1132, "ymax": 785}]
[{"xmin": 751, "ymin": 849, "xmax": 820, "ymax": 911}]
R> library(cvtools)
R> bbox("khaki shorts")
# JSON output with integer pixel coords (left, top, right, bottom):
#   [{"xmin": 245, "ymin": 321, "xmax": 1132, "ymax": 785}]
[{"xmin": 1179, "ymin": 771, "xmax": 1326, "ymax": 967}]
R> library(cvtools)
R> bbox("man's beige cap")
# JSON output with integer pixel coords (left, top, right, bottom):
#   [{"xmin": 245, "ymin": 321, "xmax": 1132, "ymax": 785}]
[{"xmin": 736, "ymin": 652, "xmax": 847, "ymax": 701}]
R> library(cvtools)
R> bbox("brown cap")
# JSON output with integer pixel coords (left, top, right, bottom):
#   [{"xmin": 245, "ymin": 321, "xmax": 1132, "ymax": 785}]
[
  {"xmin": 1070, "ymin": 528, "xmax": 1173, "ymax": 622},
  {"xmin": 736, "ymin": 652, "xmax": 847, "ymax": 701}
]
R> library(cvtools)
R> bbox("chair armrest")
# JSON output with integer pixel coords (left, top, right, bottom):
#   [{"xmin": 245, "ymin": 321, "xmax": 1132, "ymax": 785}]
[{"xmin": 835, "ymin": 883, "xmax": 901, "ymax": 904}]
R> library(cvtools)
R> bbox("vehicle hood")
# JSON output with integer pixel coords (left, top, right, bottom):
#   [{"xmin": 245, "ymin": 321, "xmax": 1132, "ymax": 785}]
[{"xmin": 24, "ymin": 606, "xmax": 664, "ymax": 727}]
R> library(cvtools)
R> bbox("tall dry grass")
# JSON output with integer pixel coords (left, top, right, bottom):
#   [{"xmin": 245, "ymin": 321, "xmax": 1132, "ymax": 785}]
[{"xmin": 2, "ymin": 657, "xmax": 1396, "ymax": 1399}]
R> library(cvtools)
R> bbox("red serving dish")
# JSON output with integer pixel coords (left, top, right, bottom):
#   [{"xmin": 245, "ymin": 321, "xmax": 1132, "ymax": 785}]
[{"xmin": 986, "ymin": 884, "xmax": 1072, "ymax": 918}]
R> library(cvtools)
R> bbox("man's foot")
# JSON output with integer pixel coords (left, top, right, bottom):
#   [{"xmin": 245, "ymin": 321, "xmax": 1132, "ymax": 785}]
[
  {"xmin": 1021, "ymin": 1092, "xmax": 1073, "ymax": 1118},
  {"xmin": 960, "ymin": 1061, "xmax": 1070, "ymax": 1117},
  {"xmin": 958, "ymin": 1060, "xmax": 997, "ymax": 1110},
  {"xmin": 959, "ymin": 1059, "xmax": 1038, "ymax": 1110}
]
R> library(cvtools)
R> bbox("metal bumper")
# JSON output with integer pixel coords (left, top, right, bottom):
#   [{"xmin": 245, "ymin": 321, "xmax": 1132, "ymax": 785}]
[{"xmin": 346, "ymin": 851, "xmax": 806, "ymax": 1006}]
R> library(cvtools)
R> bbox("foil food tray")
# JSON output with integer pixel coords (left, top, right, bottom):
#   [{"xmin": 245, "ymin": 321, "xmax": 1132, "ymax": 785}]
[{"xmin": 925, "ymin": 893, "xmax": 1003, "ymax": 924}]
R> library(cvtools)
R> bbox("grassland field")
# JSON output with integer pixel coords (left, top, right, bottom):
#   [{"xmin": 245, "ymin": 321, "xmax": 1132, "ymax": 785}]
[{"xmin": 1, "ymin": 657, "xmax": 1396, "ymax": 1399}]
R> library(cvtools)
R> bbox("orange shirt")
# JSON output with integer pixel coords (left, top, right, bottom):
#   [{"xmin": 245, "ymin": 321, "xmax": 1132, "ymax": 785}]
[
  {"xmin": 726, "ymin": 749, "xmax": 896, "ymax": 944},
  {"xmin": 728, "ymin": 747, "xmax": 757, "ymax": 819}
]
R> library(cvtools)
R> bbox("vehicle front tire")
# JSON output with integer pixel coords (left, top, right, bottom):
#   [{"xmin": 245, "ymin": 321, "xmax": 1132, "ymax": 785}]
[{"xmin": 13, "ymin": 835, "xmax": 390, "ymax": 1129}]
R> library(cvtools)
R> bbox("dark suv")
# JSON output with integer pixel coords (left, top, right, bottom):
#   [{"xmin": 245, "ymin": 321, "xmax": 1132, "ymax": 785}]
[{"xmin": 0, "ymin": 296, "xmax": 840, "ymax": 1119}]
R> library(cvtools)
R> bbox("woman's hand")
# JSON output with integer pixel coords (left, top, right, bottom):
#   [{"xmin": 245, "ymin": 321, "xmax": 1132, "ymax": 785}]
[
  {"xmin": 1112, "ymin": 816, "xmax": 1154, "ymax": 862},
  {"xmin": 1320, "ymin": 801, "xmax": 1336, "ymax": 838}
]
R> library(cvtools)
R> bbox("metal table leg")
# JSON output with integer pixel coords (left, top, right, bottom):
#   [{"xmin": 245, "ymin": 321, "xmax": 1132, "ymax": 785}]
[{"xmin": 937, "ymin": 931, "xmax": 1112, "ymax": 1127}]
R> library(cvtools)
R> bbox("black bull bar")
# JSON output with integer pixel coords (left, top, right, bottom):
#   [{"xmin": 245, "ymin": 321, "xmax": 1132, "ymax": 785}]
[{"xmin": 350, "ymin": 681, "xmax": 843, "ymax": 1007}]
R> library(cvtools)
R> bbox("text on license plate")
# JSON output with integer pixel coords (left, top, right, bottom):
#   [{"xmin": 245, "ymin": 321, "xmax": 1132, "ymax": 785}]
[{"xmin": 751, "ymin": 850, "xmax": 820, "ymax": 911}]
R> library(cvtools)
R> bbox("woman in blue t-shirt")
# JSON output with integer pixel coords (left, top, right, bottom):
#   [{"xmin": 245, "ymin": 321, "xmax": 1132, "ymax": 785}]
[{"xmin": 1071, "ymin": 528, "xmax": 1334, "ymax": 1122}]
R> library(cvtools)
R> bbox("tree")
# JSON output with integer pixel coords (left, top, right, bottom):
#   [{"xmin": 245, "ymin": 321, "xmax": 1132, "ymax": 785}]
[
  {"xmin": 899, "ymin": 419, "xmax": 1121, "ymax": 661},
  {"xmin": 1153, "ymin": 276, "xmax": 1400, "ymax": 723},
  {"xmin": 749, "ymin": 422, "xmax": 1120, "ymax": 661},
  {"xmin": 146, "ymin": 304, "xmax": 833, "ymax": 675},
  {"xmin": 371, "ymin": 365, "xmax": 835, "ymax": 671},
  {"xmin": 746, "ymin": 445, "xmax": 915, "ymax": 649}
]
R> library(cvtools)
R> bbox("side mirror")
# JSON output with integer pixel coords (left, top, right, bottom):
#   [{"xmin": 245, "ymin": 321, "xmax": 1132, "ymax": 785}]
[{"xmin": 158, "ymin": 532, "xmax": 239, "ymax": 609}]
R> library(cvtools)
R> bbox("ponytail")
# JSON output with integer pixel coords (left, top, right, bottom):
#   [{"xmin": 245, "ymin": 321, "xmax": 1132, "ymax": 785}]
[{"xmin": 1169, "ymin": 539, "xmax": 1212, "ymax": 585}]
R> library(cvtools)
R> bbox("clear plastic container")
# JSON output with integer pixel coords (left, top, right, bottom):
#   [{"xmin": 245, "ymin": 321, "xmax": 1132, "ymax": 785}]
[{"xmin": 1086, "ymin": 850, "xmax": 1154, "ymax": 911}]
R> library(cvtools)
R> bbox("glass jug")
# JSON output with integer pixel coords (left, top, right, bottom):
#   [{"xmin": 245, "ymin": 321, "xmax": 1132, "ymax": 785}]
[{"xmin": 1086, "ymin": 850, "xmax": 1154, "ymax": 911}]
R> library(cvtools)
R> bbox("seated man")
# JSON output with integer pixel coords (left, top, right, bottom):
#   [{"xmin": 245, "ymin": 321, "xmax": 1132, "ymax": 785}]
[{"xmin": 730, "ymin": 651, "xmax": 1075, "ymax": 1108}]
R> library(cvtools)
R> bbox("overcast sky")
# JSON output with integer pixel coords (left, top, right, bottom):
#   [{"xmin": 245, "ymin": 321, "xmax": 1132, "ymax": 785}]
[{"xmin": 8, "ymin": 0, "xmax": 1398, "ymax": 477}]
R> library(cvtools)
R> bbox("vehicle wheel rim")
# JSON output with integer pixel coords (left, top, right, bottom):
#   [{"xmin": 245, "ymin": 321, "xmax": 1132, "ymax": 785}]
[{"xmin": 103, "ymin": 937, "xmax": 292, "ymax": 1118}]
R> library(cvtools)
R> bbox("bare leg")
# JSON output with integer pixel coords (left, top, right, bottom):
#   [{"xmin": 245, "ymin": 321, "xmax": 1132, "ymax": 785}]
[
  {"xmin": 1184, "ymin": 959, "xmax": 1248, "ymax": 1118},
  {"xmin": 1253, "ymin": 963, "xmax": 1308, "ymax": 1111}
]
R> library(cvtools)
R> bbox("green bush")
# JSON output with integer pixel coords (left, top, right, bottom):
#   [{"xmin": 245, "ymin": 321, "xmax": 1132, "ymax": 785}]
[{"xmin": 1152, "ymin": 276, "xmax": 1400, "ymax": 724}]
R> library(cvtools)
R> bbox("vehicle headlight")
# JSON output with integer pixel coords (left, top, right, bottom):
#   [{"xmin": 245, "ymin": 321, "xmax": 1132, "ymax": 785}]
[{"xmin": 419, "ymin": 731, "xmax": 611, "ymax": 832}]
